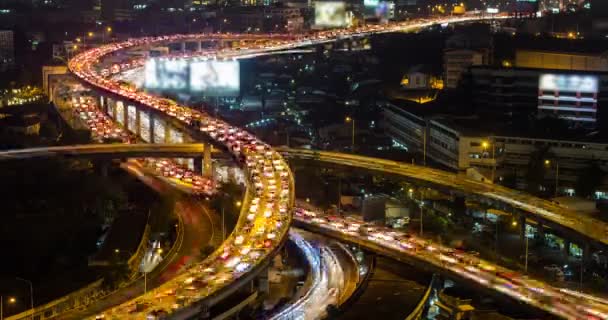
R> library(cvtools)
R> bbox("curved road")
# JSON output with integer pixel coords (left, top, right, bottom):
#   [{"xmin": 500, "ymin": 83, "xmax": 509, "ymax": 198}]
[
  {"xmin": 293, "ymin": 203, "xmax": 608, "ymax": 319},
  {"xmin": 279, "ymin": 148, "xmax": 608, "ymax": 247},
  {"xmin": 62, "ymin": 13, "xmax": 501, "ymax": 319},
  {"xmin": 55, "ymin": 162, "xmax": 221, "ymax": 320}
]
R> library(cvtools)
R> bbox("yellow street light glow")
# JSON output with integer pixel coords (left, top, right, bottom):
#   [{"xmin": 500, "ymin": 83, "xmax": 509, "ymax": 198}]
[
  {"xmin": 236, "ymin": 201, "xmax": 242, "ymax": 207},
  {"xmin": 511, "ymin": 220, "xmax": 518, "ymax": 227},
  {"xmin": 8, "ymin": 297, "xmax": 16, "ymax": 303},
  {"xmin": 544, "ymin": 159, "xmax": 551, "ymax": 165},
  {"xmin": 345, "ymin": 116, "xmax": 352, "ymax": 123},
  {"xmin": 88, "ymin": 32, "xmax": 94, "ymax": 37},
  {"xmin": 481, "ymin": 141, "xmax": 489, "ymax": 148},
  {"xmin": 106, "ymin": 26, "xmax": 112, "ymax": 32}
]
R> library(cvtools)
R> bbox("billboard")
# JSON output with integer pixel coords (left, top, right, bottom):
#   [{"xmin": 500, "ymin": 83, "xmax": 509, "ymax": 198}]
[
  {"xmin": 190, "ymin": 60, "xmax": 240, "ymax": 96},
  {"xmin": 315, "ymin": 1, "xmax": 346, "ymax": 28},
  {"xmin": 539, "ymin": 74, "xmax": 598, "ymax": 93},
  {"xmin": 144, "ymin": 59, "xmax": 189, "ymax": 91},
  {"xmin": 144, "ymin": 58, "xmax": 240, "ymax": 96}
]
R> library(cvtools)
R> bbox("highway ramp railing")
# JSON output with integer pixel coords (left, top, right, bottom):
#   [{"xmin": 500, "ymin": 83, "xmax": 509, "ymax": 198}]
[{"xmin": 404, "ymin": 274, "xmax": 437, "ymax": 320}]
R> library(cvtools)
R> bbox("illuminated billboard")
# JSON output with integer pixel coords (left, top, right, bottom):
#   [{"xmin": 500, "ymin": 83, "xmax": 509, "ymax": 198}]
[
  {"xmin": 144, "ymin": 59, "xmax": 189, "ymax": 91},
  {"xmin": 539, "ymin": 74, "xmax": 598, "ymax": 93},
  {"xmin": 190, "ymin": 60, "xmax": 240, "ymax": 96},
  {"xmin": 144, "ymin": 58, "xmax": 240, "ymax": 96},
  {"xmin": 315, "ymin": 1, "xmax": 346, "ymax": 28},
  {"xmin": 538, "ymin": 74, "xmax": 599, "ymax": 125}
]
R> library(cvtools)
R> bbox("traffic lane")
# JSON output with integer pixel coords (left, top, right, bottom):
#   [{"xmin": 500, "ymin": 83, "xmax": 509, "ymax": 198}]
[
  {"xmin": 338, "ymin": 257, "xmax": 429, "ymax": 320},
  {"xmin": 296, "ymin": 230, "xmax": 360, "ymax": 305}
]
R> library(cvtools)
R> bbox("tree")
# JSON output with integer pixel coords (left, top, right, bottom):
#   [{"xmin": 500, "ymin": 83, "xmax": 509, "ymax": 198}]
[{"xmin": 576, "ymin": 161, "xmax": 605, "ymax": 198}]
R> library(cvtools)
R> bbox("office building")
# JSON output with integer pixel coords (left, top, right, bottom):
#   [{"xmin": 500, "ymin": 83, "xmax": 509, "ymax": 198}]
[
  {"xmin": 381, "ymin": 103, "xmax": 608, "ymax": 195},
  {"xmin": 0, "ymin": 30, "xmax": 14, "ymax": 71}
]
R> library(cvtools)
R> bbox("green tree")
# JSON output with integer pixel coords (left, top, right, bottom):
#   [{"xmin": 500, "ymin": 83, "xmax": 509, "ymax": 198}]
[{"xmin": 576, "ymin": 161, "xmax": 605, "ymax": 198}]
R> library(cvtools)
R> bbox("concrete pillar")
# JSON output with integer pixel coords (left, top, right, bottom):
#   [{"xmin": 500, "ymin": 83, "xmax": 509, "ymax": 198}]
[
  {"xmin": 164, "ymin": 124, "xmax": 171, "ymax": 143},
  {"xmin": 193, "ymin": 156, "xmax": 203, "ymax": 174},
  {"xmin": 583, "ymin": 242, "xmax": 591, "ymax": 265},
  {"xmin": 99, "ymin": 96, "xmax": 106, "ymax": 112},
  {"xmin": 196, "ymin": 41, "xmax": 202, "ymax": 52},
  {"xmin": 135, "ymin": 108, "xmax": 141, "ymax": 137},
  {"xmin": 563, "ymin": 239, "xmax": 571, "ymax": 257},
  {"xmin": 108, "ymin": 98, "xmax": 116, "ymax": 118},
  {"xmin": 518, "ymin": 214, "xmax": 526, "ymax": 241},
  {"xmin": 123, "ymin": 103, "xmax": 129, "ymax": 128},
  {"xmin": 149, "ymin": 113, "xmax": 155, "ymax": 143},
  {"xmin": 537, "ymin": 223, "xmax": 545, "ymax": 244},
  {"xmin": 258, "ymin": 268, "xmax": 269, "ymax": 294},
  {"xmin": 181, "ymin": 42, "xmax": 186, "ymax": 53}
]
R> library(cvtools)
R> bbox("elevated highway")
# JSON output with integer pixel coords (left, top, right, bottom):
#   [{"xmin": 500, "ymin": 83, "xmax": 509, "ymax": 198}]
[
  {"xmin": 294, "ymin": 203, "xmax": 608, "ymax": 319},
  {"xmin": 65, "ymin": 13, "xmax": 507, "ymax": 319},
  {"xmin": 279, "ymin": 148, "xmax": 608, "ymax": 249},
  {"xmin": 0, "ymin": 143, "xmax": 214, "ymax": 159}
]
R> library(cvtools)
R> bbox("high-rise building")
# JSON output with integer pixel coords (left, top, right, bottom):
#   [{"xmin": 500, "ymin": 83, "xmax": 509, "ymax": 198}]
[{"xmin": 0, "ymin": 30, "xmax": 15, "ymax": 71}]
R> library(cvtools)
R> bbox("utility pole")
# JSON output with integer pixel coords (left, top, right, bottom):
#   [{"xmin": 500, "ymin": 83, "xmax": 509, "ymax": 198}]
[
  {"xmin": 16, "ymin": 277, "xmax": 33, "ymax": 320},
  {"xmin": 419, "ymin": 189, "xmax": 424, "ymax": 236}
]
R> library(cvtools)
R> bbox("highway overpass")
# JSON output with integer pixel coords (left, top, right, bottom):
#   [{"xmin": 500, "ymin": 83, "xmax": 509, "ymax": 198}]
[
  {"xmin": 62, "ymin": 13, "xmax": 508, "ymax": 320},
  {"xmin": 279, "ymin": 148, "xmax": 608, "ymax": 250},
  {"xmin": 0, "ymin": 143, "xmax": 215, "ymax": 160}
]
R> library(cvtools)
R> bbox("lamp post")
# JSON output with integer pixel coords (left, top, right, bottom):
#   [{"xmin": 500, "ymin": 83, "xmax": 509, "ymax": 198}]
[
  {"xmin": 482, "ymin": 139, "xmax": 496, "ymax": 183},
  {"xmin": 1, "ymin": 296, "xmax": 16, "ymax": 320},
  {"xmin": 15, "ymin": 278, "xmax": 33, "ymax": 320},
  {"xmin": 345, "ymin": 116, "xmax": 355, "ymax": 152},
  {"xmin": 544, "ymin": 159, "xmax": 559, "ymax": 197}
]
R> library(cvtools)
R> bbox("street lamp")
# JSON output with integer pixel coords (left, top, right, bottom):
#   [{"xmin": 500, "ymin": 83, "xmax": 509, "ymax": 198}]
[
  {"xmin": 481, "ymin": 139, "xmax": 496, "ymax": 182},
  {"xmin": 15, "ymin": 277, "xmax": 33, "ymax": 320},
  {"xmin": 544, "ymin": 159, "xmax": 559, "ymax": 197},
  {"xmin": 1, "ymin": 296, "xmax": 16, "ymax": 320},
  {"xmin": 345, "ymin": 116, "xmax": 355, "ymax": 152}
]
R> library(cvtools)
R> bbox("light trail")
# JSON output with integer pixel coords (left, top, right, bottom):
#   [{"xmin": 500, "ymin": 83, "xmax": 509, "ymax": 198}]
[
  {"xmin": 67, "ymin": 14, "xmax": 503, "ymax": 319},
  {"xmin": 294, "ymin": 204, "xmax": 608, "ymax": 320}
]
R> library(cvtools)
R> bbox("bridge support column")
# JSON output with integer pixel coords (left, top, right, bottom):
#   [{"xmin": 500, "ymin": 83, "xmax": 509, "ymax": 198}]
[
  {"xmin": 563, "ymin": 239, "xmax": 571, "ymax": 257},
  {"xmin": 518, "ymin": 214, "xmax": 526, "ymax": 241},
  {"xmin": 149, "ymin": 113, "xmax": 155, "ymax": 143},
  {"xmin": 193, "ymin": 156, "xmax": 203, "ymax": 174},
  {"xmin": 257, "ymin": 268, "xmax": 269, "ymax": 294},
  {"xmin": 582, "ymin": 242, "xmax": 591, "ymax": 265},
  {"xmin": 164, "ymin": 124, "xmax": 171, "ymax": 143},
  {"xmin": 108, "ymin": 98, "xmax": 116, "ymax": 118},
  {"xmin": 99, "ymin": 96, "xmax": 106, "ymax": 112},
  {"xmin": 122, "ymin": 103, "xmax": 129, "ymax": 128},
  {"xmin": 536, "ymin": 223, "xmax": 545, "ymax": 244},
  {"xmin": 195, "ymin": 41, "xmax": 202, "ymax": 52},
  {"xmin": 135, "ymin": 108, "xmax": 141, "ymax": 137},
  {"xmin": 181, "ymin": 42, "xmax": 186, "ymax": 53}
]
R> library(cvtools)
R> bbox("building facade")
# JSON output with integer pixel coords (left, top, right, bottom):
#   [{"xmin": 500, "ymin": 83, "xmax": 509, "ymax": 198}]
[
  {"xmin": 381, "ymin": 103, "xmax": 608, "ymax": 194},
  {"xmin": 444, "ymin": 49, "xmax": 487, "ymax": 89},
  {"xmin": 0, "ymin": 30, "xmax": 14, "ymax": 71}
]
